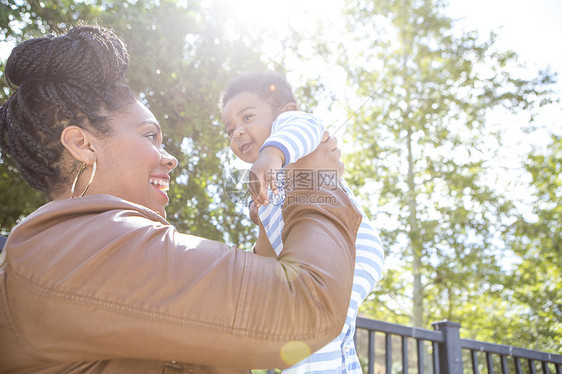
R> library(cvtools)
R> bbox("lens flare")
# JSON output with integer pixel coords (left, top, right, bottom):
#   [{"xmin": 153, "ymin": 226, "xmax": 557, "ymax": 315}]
[{"xmin": 280, "ymin": 341, "xmax": 311, "ymax": 365}]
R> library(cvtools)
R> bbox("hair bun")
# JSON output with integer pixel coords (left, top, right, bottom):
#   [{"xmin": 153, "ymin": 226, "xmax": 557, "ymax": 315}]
[{"xmin": 5, "ymin": 25, "xmax": 129, "ymax": 89}]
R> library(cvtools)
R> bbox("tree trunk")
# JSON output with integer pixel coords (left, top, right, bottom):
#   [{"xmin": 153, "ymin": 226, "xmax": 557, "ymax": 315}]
[{"xmin": 407, "ymin": 126, "xmax": 424, "ymax": 327}]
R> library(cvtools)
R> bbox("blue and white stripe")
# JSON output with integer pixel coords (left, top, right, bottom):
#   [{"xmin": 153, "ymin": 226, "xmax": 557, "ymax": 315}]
[
  {"xmin": 259, "ymin": 198, "xmax": 285, "ymax": 254},
  {"xmin": 256, "ymin": 112, "xmax": 385, "ymax": 373},
  {"xmin": 260, "ymin": 111, "xmax": 325, "ymax": 167}
]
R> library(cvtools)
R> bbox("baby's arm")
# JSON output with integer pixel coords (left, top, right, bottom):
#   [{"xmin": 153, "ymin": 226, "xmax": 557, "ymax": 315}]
[
  {"xmin": 262, "ymin": 111, "xmax": 325, "ymax": 166},
  {"xmin": 249, "ymin": 200, "xmax": 277, "ymax": 258},
  {"xmin": 251, "ymin": 111, "xmax": 325, "ymax": 206},
  {"xmin": 249, "ymin": 147, "xmax": 284, "ymax": 207}
]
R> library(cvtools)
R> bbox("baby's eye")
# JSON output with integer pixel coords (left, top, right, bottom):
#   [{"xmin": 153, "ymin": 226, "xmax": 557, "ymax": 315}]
[
  {"xmin": 146, "ymin": 133, "xmax": 158, "ymax": 141},
  {"xmin": 226, "ymin": 128, "xmax": 234, "ymax": 137},
  {"xmin": 244, "ymin": 114, "xmax": 255, "ymax": 122}
]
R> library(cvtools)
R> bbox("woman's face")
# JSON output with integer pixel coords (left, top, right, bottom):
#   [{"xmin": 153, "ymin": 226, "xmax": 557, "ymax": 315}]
[{"xmin": 90, "ymin": 100, "xmax": 178, "ymax": 218}]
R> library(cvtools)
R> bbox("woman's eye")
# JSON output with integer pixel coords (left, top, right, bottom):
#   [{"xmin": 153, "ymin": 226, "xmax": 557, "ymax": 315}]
[{"xmin": 146, "ymin": 133, "xmax": 158, "ymax": 142}]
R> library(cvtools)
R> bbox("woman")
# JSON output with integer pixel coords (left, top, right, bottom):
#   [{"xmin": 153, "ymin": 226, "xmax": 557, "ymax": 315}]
[{"xmin": 0, "ymin": 26, "xmax": 361, "ymax": 373}]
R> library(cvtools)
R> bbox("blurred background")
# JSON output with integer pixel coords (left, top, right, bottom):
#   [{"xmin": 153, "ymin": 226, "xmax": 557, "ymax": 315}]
[{"xmin": 1, "ymin": 0, "xmax": 560, "ymax": 355}]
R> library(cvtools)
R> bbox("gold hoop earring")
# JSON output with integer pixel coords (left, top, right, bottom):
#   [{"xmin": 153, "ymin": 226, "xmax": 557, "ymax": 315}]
[{"xmin": 70, "ymin": 161, "xmax": 97, "ymax": 199}]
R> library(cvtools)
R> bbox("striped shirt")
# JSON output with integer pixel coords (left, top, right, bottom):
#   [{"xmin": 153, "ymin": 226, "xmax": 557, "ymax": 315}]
[{"xmin": 257, "ymin": 111, "xmax": 385, "ymax": 373}]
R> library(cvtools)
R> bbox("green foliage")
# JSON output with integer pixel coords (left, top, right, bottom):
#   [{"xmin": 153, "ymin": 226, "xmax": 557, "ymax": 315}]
[
  {"xmin": 98, "ymin": 0, "xmax": 267, "ymax": 245},
  {"xmin": 503, "ymin": 135, "xmax": 562, "ymax": 353},
  {"xmin": 341, "ymin": 0, "xmax": 558, "ymax": 350},
  {"xmin": 0, "ymin": 0, "xmax": 272, "ymax": 248},
  {"xmin": 0, "ymin": 157, "xmax": 45, "ymax": 235}
]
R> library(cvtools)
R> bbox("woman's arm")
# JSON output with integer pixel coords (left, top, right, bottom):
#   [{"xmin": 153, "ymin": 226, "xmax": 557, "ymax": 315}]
[{"xmin": 5, "ymin": 138, "xmax": 358, "ymax": 370}]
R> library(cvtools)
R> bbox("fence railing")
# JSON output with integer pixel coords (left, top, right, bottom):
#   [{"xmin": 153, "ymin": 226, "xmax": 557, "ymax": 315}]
[
  {"xmin": 354, "ymin": 316, "xmax": 562, "ymax": 374},
  {"xmin": 262, "ymin": 317, "xmax": 560, "ymax": 373}
]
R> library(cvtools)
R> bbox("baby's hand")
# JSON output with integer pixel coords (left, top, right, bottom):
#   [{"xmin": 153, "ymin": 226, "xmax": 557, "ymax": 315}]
[
  {"xmin": 248, "ymin": 200, "xmax": 259, "ymax": 225},
  {"xmin": 249, "ymin": 147, "xmax": 284, "ymax": 207}
]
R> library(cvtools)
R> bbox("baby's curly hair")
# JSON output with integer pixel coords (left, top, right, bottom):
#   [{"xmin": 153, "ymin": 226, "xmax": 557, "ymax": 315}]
[
  {"xmin": 219, "ymin": 72, "xmax": 296, "ymax": 113},
  {"xmin": 0, "ymin": 25, "xmax": 136, "ymax": 196}
]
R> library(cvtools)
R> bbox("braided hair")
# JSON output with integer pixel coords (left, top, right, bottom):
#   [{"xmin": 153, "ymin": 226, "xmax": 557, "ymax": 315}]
[{"xmin": 0, "ymin": 25, "xmax": 136, "ymax": 196}]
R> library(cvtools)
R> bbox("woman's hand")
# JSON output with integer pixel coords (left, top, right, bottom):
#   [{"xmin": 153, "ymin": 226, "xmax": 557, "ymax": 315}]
[{"xmin": 287, "ymin": 131, "xmax": 344, "ymax": 178}]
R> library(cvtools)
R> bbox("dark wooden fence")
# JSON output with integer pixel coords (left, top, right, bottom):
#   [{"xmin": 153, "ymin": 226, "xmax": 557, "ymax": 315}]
[
  {"xmin": 354, "ymin": 317, "xmax": 562, "ymax": 374},
  {"xmin": 263, "ymin": 316, "xmax": 560, "ymax": 373}
]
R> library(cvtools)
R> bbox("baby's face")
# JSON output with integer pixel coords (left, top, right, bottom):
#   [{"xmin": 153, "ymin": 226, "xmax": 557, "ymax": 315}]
[{"xmin": 222, "ymin": 91, "xmax": 276, "ymax": 163}]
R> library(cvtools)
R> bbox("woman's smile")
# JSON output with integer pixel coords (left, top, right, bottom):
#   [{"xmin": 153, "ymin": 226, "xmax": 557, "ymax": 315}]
[{"xmin": 149, "ymin": 176, "xmax": 170, "ymax": 192}]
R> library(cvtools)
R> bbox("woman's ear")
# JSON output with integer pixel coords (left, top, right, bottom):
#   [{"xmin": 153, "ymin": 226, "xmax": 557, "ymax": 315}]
[{"xmin": 60, "ymin": 126, "xmax": 97, "ymax": 163}]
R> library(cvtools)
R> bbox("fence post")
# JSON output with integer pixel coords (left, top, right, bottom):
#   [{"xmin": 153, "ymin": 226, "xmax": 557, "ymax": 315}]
[{"xmin": 432, "ymin": 320, "xmax": 463, "ymax": 374}]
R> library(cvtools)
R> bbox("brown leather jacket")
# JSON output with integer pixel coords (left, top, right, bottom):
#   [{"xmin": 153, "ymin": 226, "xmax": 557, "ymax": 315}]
[{"xmin": 0, "ymin": 182, "xmax": 360, "ymax": 373}]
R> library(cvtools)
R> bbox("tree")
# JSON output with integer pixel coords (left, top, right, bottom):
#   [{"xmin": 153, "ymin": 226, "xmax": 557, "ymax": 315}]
[
  {"xmin": 503, "ymin": 134, "xmax": 562, "ymax": 353},
  {"xmin": 339, "ymin": 0, "xmax": 556, "ymax": 340},
  {"xmin": 0, "ymin": 0, "xmax": 272, "ymax": 247},
  {"xmin": 98, "ymin": 0, "xmax": 269, "ymax": 245}
]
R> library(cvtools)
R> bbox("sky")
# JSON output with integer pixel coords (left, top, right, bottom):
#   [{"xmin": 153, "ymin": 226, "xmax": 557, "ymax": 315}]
[
  {"xmin": 447, "ymin": 0, "xmax": 562, "ymax": 184},
  {"xmin": 448, "ymin": 0, "xmax": 562, "ymax": 78},
  {"xmin": 2, "ymin": 0, "xmax": 561, "ymax": 104},
  {"xmin": 1, "ymin": 0, "xmax": 560, "ymax": 154},
  {"xmin": 447, "ymin": 0, "xmax": 562, "ymax": 138},
  {"xmin": 248, "ymin": 0, "xmax": 562, "ymax": 142}
]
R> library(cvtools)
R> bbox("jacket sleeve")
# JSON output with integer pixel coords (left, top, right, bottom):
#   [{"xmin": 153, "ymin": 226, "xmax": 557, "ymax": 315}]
[{"xmin": 6, "ymin": 182, "xmax": 360, "ymax": 369}]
